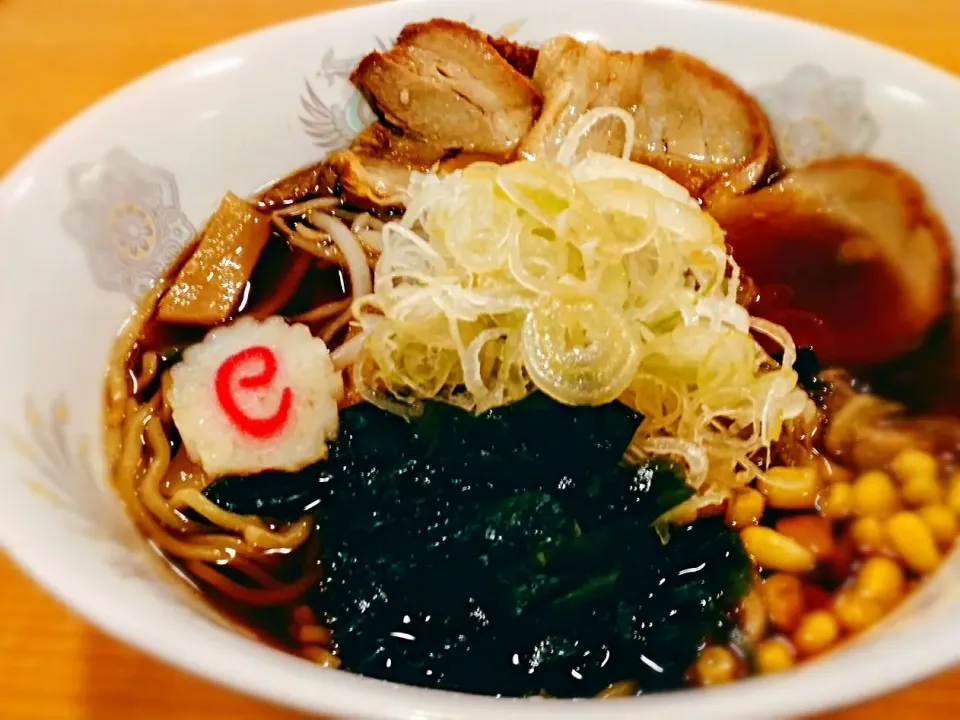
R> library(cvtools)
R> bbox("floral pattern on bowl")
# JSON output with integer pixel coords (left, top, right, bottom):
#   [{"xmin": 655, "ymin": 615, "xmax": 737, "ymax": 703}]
[
  {"xmin": 298, "ymin": 18, "xmax": 531, "ymax": 150},
  {"xmin": 10, "ymin": 396, "xmax": 155, "ymax": 579},
  {"xmin": 60, "ymin": 148, "xmax": 196, "ymax": 301},
  {"xmin": 754, "ymin": 65, "xmax": 879, "ymax": 169},
  {"xmin": 10, "ymin": 394, "xmax": 241, "ymax": 623}
]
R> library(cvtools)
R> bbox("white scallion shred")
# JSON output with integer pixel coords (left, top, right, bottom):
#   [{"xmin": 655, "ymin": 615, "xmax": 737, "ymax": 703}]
[{"xmin": 354, "ymin": 106, "xmax": 814, "ymax": 505}]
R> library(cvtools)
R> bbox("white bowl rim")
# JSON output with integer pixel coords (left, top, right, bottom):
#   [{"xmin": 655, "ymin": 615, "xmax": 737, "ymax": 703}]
[{"xmin": 1, "ymin": 0, "xmax": 959, "ymax": 718}]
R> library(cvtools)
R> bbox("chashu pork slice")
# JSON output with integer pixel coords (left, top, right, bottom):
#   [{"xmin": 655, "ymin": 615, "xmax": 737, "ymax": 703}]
[
  {"xmin": 324, "ymin": 122, "xmax": 510, "ymax": 208},
  {"xmin": 324, "ymin": 122, "xmax": 449, "ymax": 207},
  {"xmin": 519, "ymin": 36, "xmax": 775, "ymax": 204},
  {"xmin": 350, "ymin": 19, "xmax": 541, "ymax": 155},
  {"xmin": 713, "ymin": 156, "xmax": 953, "ymax": 366}
]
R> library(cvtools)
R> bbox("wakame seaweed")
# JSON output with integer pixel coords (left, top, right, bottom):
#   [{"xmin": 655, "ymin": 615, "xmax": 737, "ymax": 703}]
[{"xmin": 203, "ymin": 395, "xmax": 751, "ymax": 697}]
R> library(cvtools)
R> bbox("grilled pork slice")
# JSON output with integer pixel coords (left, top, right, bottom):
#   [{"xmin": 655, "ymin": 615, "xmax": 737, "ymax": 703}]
[
  {"xmin": 489, "ymin": 36, "xmax": 539, "ymax": 77},
  {"xmin": 714, "ymin": 156, "xmax": 952, "ymax": 366},
  {"xmin": 325, "ymin": 123, "xmax": 448, "ymax": 207},
  {"xmin": 820, "ymin": 369, "xmax": 960, "ymax": 471},
  {"xmin": 519, "ymin": 36, "xmax": 775, "ymax": 203},
  {"xmin": 324, "ymin": 123, "xmax": 511, "ymax": 208},
  {"xmin": 351, "ymin": 19, "xmax": 541, "ymax": 155}
]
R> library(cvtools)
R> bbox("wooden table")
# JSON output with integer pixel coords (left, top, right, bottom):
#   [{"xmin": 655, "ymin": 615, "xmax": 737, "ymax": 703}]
[{"xmin": 1, "ymin": 0, "xmax": 958, "ymax": 717}]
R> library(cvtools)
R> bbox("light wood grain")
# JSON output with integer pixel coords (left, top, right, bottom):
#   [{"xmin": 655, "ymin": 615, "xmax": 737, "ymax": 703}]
[{"xmin": 0, "ymin": 0, "xmax": 957, "ymax": 717}]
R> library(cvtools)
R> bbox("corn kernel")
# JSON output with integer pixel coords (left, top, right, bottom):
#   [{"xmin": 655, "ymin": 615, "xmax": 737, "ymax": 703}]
[
  {"xmin": 852, "ymin": 470, "xmax": 899, "ymax": 519},
  {"xmin": 891, "ymin": 449, "xmax": 938, "ymax": 484},
  {"xmin": 291, "ymin": 605, "xmax": 318, "ymax": 626},
  {"xmin": 901, "ymin": 473, "xmax": 942, "ymax": 507},
  {"xmin": 597, "ymin": 680, "xmax": 639, "ymax": 698},
  {"xmin": 759, "ymin": 466, "xmax": 819, "ymax": 509},
  {"xmin": 849, "ymin": 516, "xmax": 887, "ymax": 554},
  {"xmin": 855, "ymin": 556, "xmax": 904, "ymax": 607},
  {"xmin": 793, "ymin": 610, "xmax": 839, "ymax": 656},
  {"xmin": 738, "ymin": 587, "xmax": 767, "ymax": 642},
  {"xmin": 886, "ymin": 511, "xmax": 942, "ymax": 574},
  {"xmin": 820, "ymin": 481, "xmax": 853, "ymax": 520},
  {"xmin": 918, "ymin": 504, "xmax": 959, "ymax": 546},
  {"xmin": 947, "ymin": 472, "xmax": 960, "ymax": 516},
  {"xmin": 776, "ymin": 515, "xmax": 834, "ymax": 560},
  {"xmin": 301, "ymin": 646, "xmax": 341, "ymax": 668},
  {"xmin": 695, "ymin": 646, "xmax": 738, "ymax": 686},
  {"xmin": 741, "ymin": 526, "xmax": 816, "ymax": 573},
  {"xmin": 761, "ymin": 574, "xmax": 805, "ymax": 631},
  {"xmin": 726, "ymin": 488, "xmax": 766, "ymax": 528},
  {"xmin": 817, "ymin": 457, "xmax": 853, "ymax": 485},
  {"xmin": 296, "ymin": 624, "xmax": 333, "ymax": 645},
  {"xmin": 833, "ymin": 590, "xmax": 884, "ymax": 632},
  {"xmin": 755, "ymin": 637, "xmax": 795, "ymax": 674}
]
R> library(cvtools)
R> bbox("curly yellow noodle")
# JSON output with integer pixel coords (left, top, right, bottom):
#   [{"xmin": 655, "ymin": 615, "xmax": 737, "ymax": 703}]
[
  {"xmin": 228, "ymin": 556, "xmax": 284, "ymax": 589},
  {"xmin": 184, "ymin": 560, "xmax": 320, "ymax": 607},
  {"xmin": 134, "ymin": 351, "xmax": 159, "ymax": 394},
  {"xmin": 113, "ymin": 404, "xmax": 242, "ymax": 562},
  {"xmin": 169, "ymin": 488, "xmax": 312, "ymax": 551},
  {"xmin": 140, "ymin": 416, "xmax": 199, "ymax": 532}
]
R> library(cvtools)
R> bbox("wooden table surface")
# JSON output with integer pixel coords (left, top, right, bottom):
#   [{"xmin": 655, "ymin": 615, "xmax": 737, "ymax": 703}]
[{"xmin": 1, "ymin": 0, "xmax": 958, "ymax": 717}]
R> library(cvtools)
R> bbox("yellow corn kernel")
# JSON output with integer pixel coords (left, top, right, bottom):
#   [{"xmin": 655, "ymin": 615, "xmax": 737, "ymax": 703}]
[
  {"xmin": 741, "ymin": 526, "xmax": 816, "ymax": 573},
  {"xmin": 759, "ymin": 466, "xmax": 819, "ymax": 509},
  {"xmin": 755, "ymin": 637, "xmax": 795, "ymax": 674},
  {"xmin": 726, "ymin": 488, "xmax": 766, "ymax": 528},
  {"xmin": 901, "ymin": 473, "xmax": 942, "ymax": 507},
  {"xmin": 817, "ymin": 457, "xmax": 853, "ymax": 485},
  {"xmin": 891, "ymin": 449, "xmax": 938, "ymax": 484},
  {"xmin": 597, "ymin": 681, "xmax": 639, "ymax": 698},
  {"xmin": 695, "ymin": 646, "xmax": 738, "ymax": 686},
  {"xmin": 820, "ymin": 481, "xmax": 853, "ymax": 520},
  {"xmin": 296, "ymin": 624, "xmax": 333, "ymax": 646},
  {"xmin": 291, "ymin": 605, "xmax": 318, "ymax": 626},
  {"xmin": 301, "ymin": 646, "xmax": 341, "ymax": 668},
  {"xmin": 849, "ymin": 516, "xmax": 887, "ymax": 554},
  {"xmin": 855, "ymin": 556, "xmax": 904, "ymax": 607},
  {"xmin": 852, "ymin": 470, "xmax": 899, "ymax": 519},
  {"xmin": 776, "ymin": 515, "xmax": 834, "ymax": 560},
  {"xmin": 793, "ymin": 610, "xmax": 839, "ymax": 656},
  {"xmin": 918, "ymin": 504, "xmax": 959, "ymax": 546},
  {"xmin": 833, "ymin": 590, "xmax": 884, "ymax": 632},
  {"xmin": 738, "ymin": 587, "xmax": 767, "ymax": 643},
  {"xmin": 947, "ymin": 472, "xmax": 960, "ymax": 516},
  {"xmin": 761, "ymin": 574, "xmax": 804, "ymax": 632},
  {"xmin": 886, "ymin": 511, "xmax": 942, "ymax": 574}
]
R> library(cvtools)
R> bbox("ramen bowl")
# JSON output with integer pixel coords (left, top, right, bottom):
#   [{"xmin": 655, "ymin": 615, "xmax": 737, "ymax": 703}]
[{"xmin": 1, "ymin": 0, "xmax": 959, "ymax": 717}]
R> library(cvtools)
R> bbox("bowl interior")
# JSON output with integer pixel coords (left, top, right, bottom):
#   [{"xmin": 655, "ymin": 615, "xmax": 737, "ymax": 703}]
[{"xmin": 0, "ymin": 0, "xmax": 958, "ymax": 718}]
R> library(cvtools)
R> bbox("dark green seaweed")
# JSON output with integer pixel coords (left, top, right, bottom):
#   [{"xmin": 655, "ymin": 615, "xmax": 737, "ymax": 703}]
[{"xmin": 203, "ymin": 394, "xmax": 750, "ymax": 697}]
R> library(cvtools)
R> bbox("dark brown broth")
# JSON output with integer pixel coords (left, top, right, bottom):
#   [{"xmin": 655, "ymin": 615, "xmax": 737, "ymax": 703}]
[
  {"xmin": 861, "ymin": 309, "xmax": 960, "ymax": 416},
  {"xmin": 162, "ymin": 537, "xmax": 323, "ymax": 655},
  {"xmin": 241, "ymin": 230, "xmax": 349, "ymax": 315}
]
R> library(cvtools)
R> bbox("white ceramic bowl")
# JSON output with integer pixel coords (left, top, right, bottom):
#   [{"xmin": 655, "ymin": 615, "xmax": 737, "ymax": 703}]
[{"xmin": 1, "ymin": 0, "xmax": 958, "ymax": 717}]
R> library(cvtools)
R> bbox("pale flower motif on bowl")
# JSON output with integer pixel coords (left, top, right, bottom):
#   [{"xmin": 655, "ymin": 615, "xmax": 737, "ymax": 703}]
[
  {"xmin": 755, "ymin": 65, "xmax": 879, "ymax": 168},
  {"xmin": 10, "ymin": 396, "xmax": 157, "ymax": 584},
  {"xmin": 60, "ymin": 148, "xmax": 195, "ymax": 300}
]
